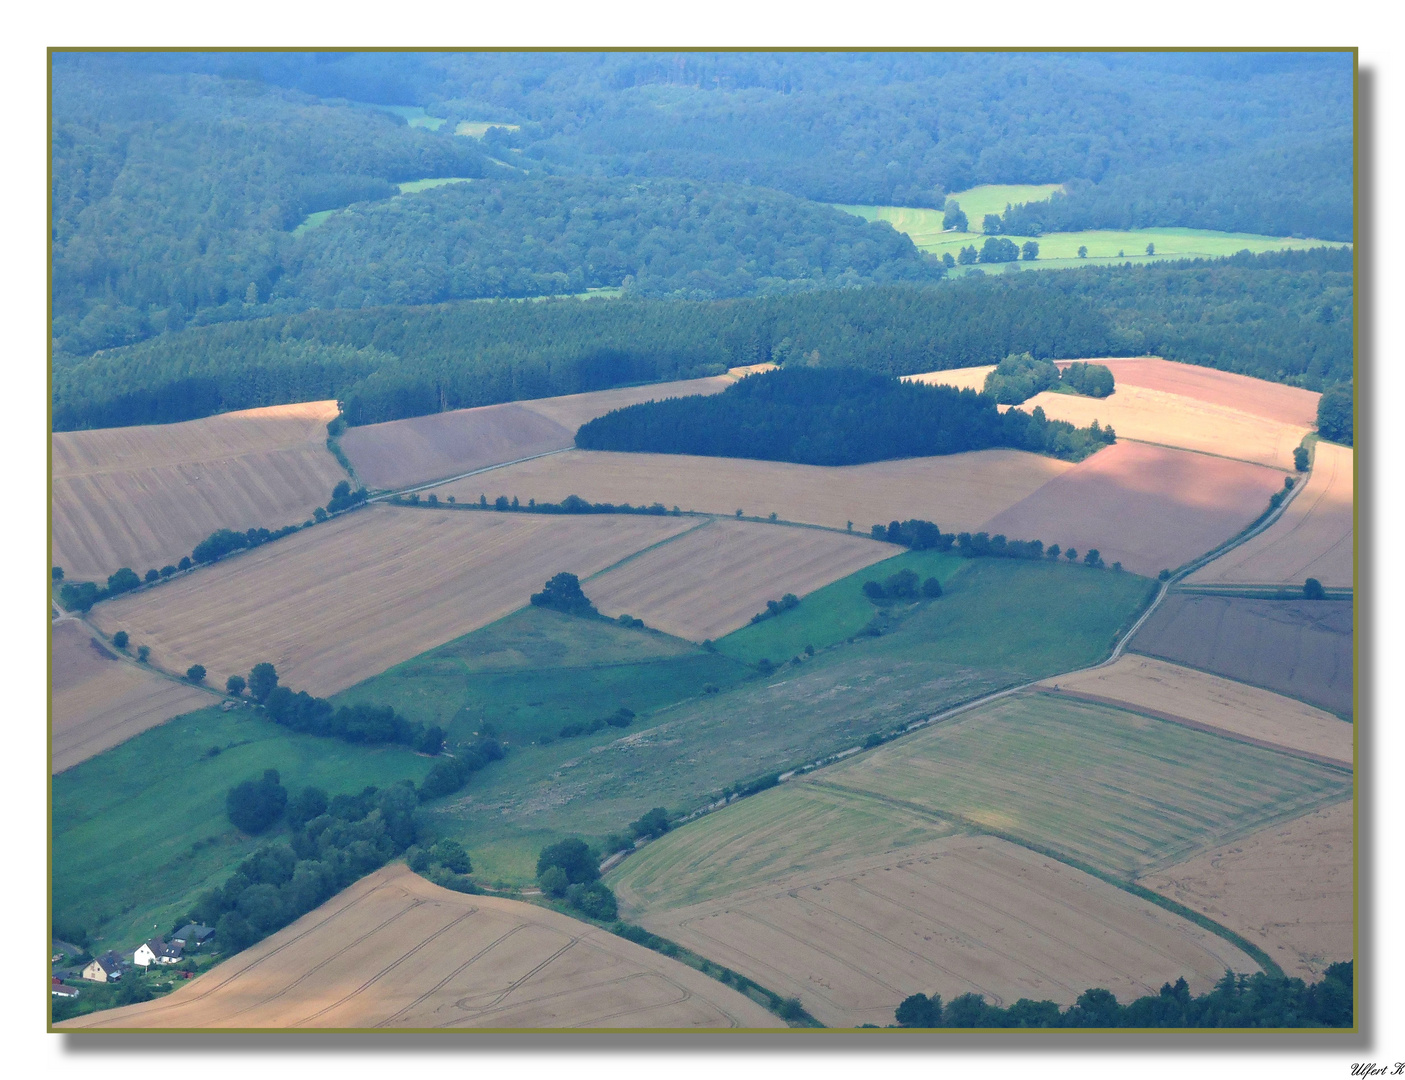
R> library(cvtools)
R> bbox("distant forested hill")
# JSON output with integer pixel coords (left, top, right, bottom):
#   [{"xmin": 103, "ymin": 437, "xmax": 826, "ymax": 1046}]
[
  {"xmin": 278, "ymin": 176, "xmax": 941, "ymax": 308},
  {"xmin": 53, "ymin": 248, "xmax": 1351, "ymax": 431}
]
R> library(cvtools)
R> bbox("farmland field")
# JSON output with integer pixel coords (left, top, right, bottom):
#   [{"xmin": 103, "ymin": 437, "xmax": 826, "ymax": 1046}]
[
  {"xmin": 431, "ymin": 448, "xmax": 1071, "ymax": 534},
  {"xmin": 980, "ymin": 441, "xmax": 1289, "ymax": 576},
  {"xmin": 52, "ymin": 704, "xmax": 436, "ymax": 952},
  {"xmin": 88, "ymin": 505, "xmax": 696, "ymax": 696},
  {"xmin": 397, "ymin": 177, "xmax": 472, "ymax": 193},
  {"xmin": 1130, "ymin": 594, "xmax": 1354, "ymax": 718},
  {"xmin": 903, "ymin": 366, "xmax": 995, "ymax": 393},
  {"xmin": 1138, "ymin": 802, "xmax": 1353, "ymax": 981},
  {"xmin": 1040, "ymin": 655, "xmax": 1352, "ymax": 766},
  {"xmin": 616, "ymin": 828, "xmax": 1258, "ymax": 1027},
  {"xmin": 584, "ymin": 518, "xmax": 898, "ymax": 642},
  {"xmin": 335, "ymin": 604, "xmax": 752, "ymax": 746},
  {"xmin": 1060, "ymin": 358, "xmax": 1321, "ymax": 427},
  {"xmin": 50, "ymin": 619, "xmax": 212, "ymax": 773},
  {"xmin": 340, "ymin": 375, "xmax": 734, "ymax": 490},
  {"xmin": 59, "ymin": 865, "xmax": 779, "ymax": 1029},
  {"xmin": 455, "ymin": 120, "xmax": 521, "ymax": 137},
  {"xmin": 818, "ymin": 692, "xmax": 1352, "ymax": 879},
  {"xmin": 1188, "ymin": 441, "xmax": 1353, "ymax": 588},
  {"xmin": 51, "ymin": 401, "xmax": 350, "ymax": 581},
  {"xmin": 423, "ymin": 557, "xmax": 1154, "ymax": 883}
]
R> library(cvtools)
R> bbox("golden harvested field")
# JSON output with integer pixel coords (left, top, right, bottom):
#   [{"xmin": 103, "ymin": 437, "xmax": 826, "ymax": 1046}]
[
  {"xmin": 1039, "ymin": 655, "xmax": 1352, "ymax": 767},
  {"xmin": 903, "ymin": 365, "xmax": 996, "ymax": 393},
  {"xmin": 51, "ymin": 401, "xmax": 349, "ymax": 582},
  {"xmin": 340, "ymin": 376, "xmax": 733, "ymax": 491},
  {"xmin": 50, "ymin": 619, "xmax": 211, "ymax": 773},
  {"xmin": 431, "ymin": 448, "xmax": 1072, "ymax": 533},
  {"xmin": 1188, "ymin": 441, "xmax": 1353, "ymax": 588},
  {"xmin": 980, "ymin": 441, "xmax": 1289, "ymax": 577},
  {"xmin": 585, "ymin": 517, "xmax": 898, "ymax": 641},
  {"xmin": 89, "ymin": 506, "xmax": 695, "ymax": 696},
  {"xmin": 1138, "ymin": 802, "xmax": 1353, "ymax": 981},
  {"xmin": 621, "ymin": 829, "xmax": 1257, "ymax": 1027},
  {"xmin": 60, "ymin": 864, "xmax": 780, "ymax": 1029}
]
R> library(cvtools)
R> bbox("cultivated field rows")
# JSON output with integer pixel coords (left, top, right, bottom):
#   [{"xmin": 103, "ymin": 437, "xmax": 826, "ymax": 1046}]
[
  {"xmin": 1138, "ymin": 801, "xmax": 1353, "ymax": 982},
  {"xmin": 51, "ymin": 401, "xmax": 350, "ymax": 581},
  {"xmin": 50, "ymin": 619, "xmax": 211, "ymax": 774},
  {"xmin": 1040, "ymin": 655, "xmax": 1351, "ymax": 766},
  {"xmin": 60, "ymin": 865, "xmax": 780, "ymax": 1029},
  {"xmin": 1188, "ymin": 441, "xmax": 1353, "ymax": 588}
]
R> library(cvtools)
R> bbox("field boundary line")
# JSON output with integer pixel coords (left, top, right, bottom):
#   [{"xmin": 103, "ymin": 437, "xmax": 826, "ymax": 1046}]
[
  {"xmin": 580, "ymin": 516, "xmax": 717, "ymax": 583},
  {"xmin": 1116, "ymin": 436, "xmax": 1300, "ymax": 471},
  {"xmin": 368, "ymin": 447, "xmax": 574, "ymax": 501},
  {"xmin": 1033, "ymin": 687, "xmax": 1353, "ymax": 771}
]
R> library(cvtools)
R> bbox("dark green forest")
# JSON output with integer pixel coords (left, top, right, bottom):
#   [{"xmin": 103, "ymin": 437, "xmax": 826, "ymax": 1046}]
[
  {"xmin": 278, "ymin": 175, "xmax": 940, "ymax": 307},
  {"xmin": 53, "ymin": 248, "xmax": 1352, "ymax": 431},
  {"xmin": 51, "ymin": 51, "xmax": 1353, "ymax": 357},
  {"xmin": 574, "ymin": 367, "xmax": 1117, "ymax": 466}
]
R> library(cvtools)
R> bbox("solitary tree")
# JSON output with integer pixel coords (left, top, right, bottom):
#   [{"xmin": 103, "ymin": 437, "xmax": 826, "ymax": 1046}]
[
  {"xmin": 248, "ymin": 662, "xmax": 279, "ymax": 703},
  {"xmin": 530, "ymin": 572, "xmax": 598, "ymax": 617},
  {"xmin": 1077, "ymin": 245, "xmax": 1088, "ymax": 258},
  {"xmin": 226, "ymin": 674, "xmax": 246, "ymax": 696},
  {"xmin": 112, "ymin": 630, "xmax": 129, "ymax": 650},
  {"xmin": 186, "ymin": 665, "xmax": 206, "ymax": 684},
  {"xmin": 1065, "ymin": 548, "xmax": 1078, "ymax": 562},
  {"xmin": 1304, "ymin": 577, "xmax": 1327, "ymax": 600},
  {"xmin": 1146, "ymin": 242, "xmax": 1156, "ymax": 256},
  {"xmin": 136, "ymin": 645, "xmax": 150, "ymax": 663},
  {"xmin": 942, "ymin": 203, "xmax": 968, "ymax": 232},
  {"xmin": 921, "ymin": 577, "xmax": 943, "ymax": 598}
]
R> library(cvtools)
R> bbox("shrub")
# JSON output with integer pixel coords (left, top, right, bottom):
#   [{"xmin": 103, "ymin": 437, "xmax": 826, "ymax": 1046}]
[
  {"xmin": 566, "ymin": 881, "xmax": 618, "ymax": 921},
  {"xmin": 186, "ymin": 664, "xmax": 206, "ymax": 684},
  {"xmin": 630, "ymin": 807, "xmax": 670, "ymax": 840},
  {"xmin": 539, "ymin": 865, "xmax": 569, "ymax": 897},
  {"xmin": 136, "ymin": 645, "xmax": 150, "ymax": 663},
  {"xmin": 921, "ymin": 577, "xmax": 943, "ymax": 598},
  {"xmin": 1304, "ymin": 577, "xmax": 1327, "ymax": 600},
  {"xmin": 112, "ymin": 630, "xmax": 129, "ymax": 650}
]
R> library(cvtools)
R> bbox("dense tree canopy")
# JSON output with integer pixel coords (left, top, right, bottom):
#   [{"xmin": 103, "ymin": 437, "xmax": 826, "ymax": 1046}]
[
  {"xmin": 575, "ymin": 367, "xmax": 1116, "ymax": 465},
  {"xmin": 53, "ymin": 248, "xmax": 1351, "ymax": 432}
]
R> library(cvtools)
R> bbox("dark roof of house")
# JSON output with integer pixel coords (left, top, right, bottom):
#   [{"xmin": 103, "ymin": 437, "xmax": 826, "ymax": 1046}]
[
  {"xmin": 172, "ymin": 923, "xmax": 215, "ymax": 943},
  {"xmin": 89, "ymin": 951, "xmax": 125, "ymax": 972}
]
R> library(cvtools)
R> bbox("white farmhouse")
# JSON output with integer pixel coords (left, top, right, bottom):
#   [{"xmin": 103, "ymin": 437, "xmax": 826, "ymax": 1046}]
[{"xmin": 133, "ymin": 937, "xmax": 183, "ymax": 967}]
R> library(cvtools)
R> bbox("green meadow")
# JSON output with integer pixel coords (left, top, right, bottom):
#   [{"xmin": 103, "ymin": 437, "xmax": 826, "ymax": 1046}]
[
  {"xmin": 397, "ymin": 177, "xmax": 474, "ymax": 194},
  {"xmin": 455, "ymin": 120, "xmax": 522, "ymax": 138}
]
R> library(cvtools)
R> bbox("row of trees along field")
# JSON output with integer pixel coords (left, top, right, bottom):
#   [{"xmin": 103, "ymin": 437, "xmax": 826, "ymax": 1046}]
[
  {"xmin": 104, "ymin": 52, "xmax": 1351, "ymax": 237},
  {"xmin": 575, "ymin": 367, "xmax": 1117, "ymax": 466},
  {"xmin": 51, "ymin": 247, "xmax": 1351, "ymax": 431},
  {"xmin": 893, "ymin": 961, "xmax": 1353, "ymax": 1028}
]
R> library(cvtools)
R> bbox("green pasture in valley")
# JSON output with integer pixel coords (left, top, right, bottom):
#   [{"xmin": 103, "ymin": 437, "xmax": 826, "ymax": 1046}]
[
  {"xmin": 455, "ymin": 120, "xmax": 522, "ymax": 138},
  {"xmin": 51, "ymin": 706, "xmax": 435, "ymax": 953},
  {"xmin": 397, "ymin": 177, "xmax": 474, "ymax": 194},
  {"xmin": 822, "ymin": 692, "xmax": 1354, "ymax": 880},
  {"xmin": 290, "ymin": 209, "xmax": 336, "ymax": 236},
  {"xmin": 713, "ymin": 548, "xmax": 966, "ymax": 665}
]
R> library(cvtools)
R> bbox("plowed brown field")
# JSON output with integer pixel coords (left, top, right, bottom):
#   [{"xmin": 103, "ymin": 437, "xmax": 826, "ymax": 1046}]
[
  {"xmin": 1039, "ymin": 655, "xmax": 1352, "ymax": 766},
  {"xmin": 1188, "ymin": 441, "xmax": 1353, "ymax": 588},
  {"xmin": 88, "ymin": 506, "xmax": 695, "ymax": 696},
  {"xmin": 50, "ymin": 619, "xmax": 212, "ymax": 773},
  {"xmin": 979, "ymin": 441, "xmax": 1288, "ymax": 576},
  {"xmin": 58, "ymin": 864, "xmax": 780, "ymax": 1029},
  {"xmin": 430, "ymin": 448, "xmax": 1071, "ymax": 533},
  {"xmin": 627, "ymin": 832, "xmax": 1257, "ymax": 1027},
  {"xmin": 51, "ymin": 401, "xmax": 349, "ymax": 581},
  {"xmin": 585, "ymin": 518, "xmax": 897, "ymax": 641},
  {"xmin": 341, "ymin": 376, "xmax": 734, "ymax": 490},
  {"xmin": 1129, "ymin": 594, "xmax": 1354, "ymax": 718},
  {"xmin": 1138, "ymin": 802, "xmax": 1353, "ymax": 981}
]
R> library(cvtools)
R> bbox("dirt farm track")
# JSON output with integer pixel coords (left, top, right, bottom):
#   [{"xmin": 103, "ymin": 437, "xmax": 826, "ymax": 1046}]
[{"xmin": 59, "ymin": 865, "xmax": 781, "ymax": 1029}]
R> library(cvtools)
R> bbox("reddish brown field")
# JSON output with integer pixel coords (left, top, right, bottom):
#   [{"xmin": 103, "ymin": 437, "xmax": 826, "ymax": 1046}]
[
  {"xmin": 430, "ymin": 448, "xmax": 1072, "ymax": 533},
  {"xmin": 59, "ymin": 865, "xmax": 780, "ymax": 1029},
  {"xmin": 1064, "ymin": 358, "xmax": 1321, "ymax": 427},
  {"xmin": 52, "ymin": 401, "xmax": 349, "ymax": 581},
  {"xmin": 1129, "ymin": 594, "xmax": 1354, "ymax": 718},
  {"xmin": 1138, "ymin": 802, "xmax": 1353, "ymax": 981},
  {"xmin": 1188, "ymin": 441, "xmax": 1353, "ymax": 588},
  {"xmin": 341, "ymin": 376, "xmax": 734, "ymax": 490},
  {"xmin": 89, "ymin": 506, "xmax": 696, "ymax": 696},
  {"xmin": 50, "ymin": 619, "xmax": 211, "ymax": 773},
  {"xmin": 978, "ymin": 441, "xmax": 1289, "ymax": 576},
  {"xmin": 585, "ymin": 518, "xmax": 898, "ymax": 641}
]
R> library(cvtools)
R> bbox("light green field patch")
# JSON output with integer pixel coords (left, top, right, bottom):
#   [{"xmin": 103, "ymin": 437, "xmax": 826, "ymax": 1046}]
[
  {"xmin": 822, "ymin": 692, "xmax": 1353, "ymax": 880},
  {"xmin": 291, "ymin": 208, "xmax": 336, "ymax": 236},
  {"xmin": 378, "ymin": 104, "xmax": 445, "ymax": 130},
  {"xmin": 396, "ymin": 177, "xmax": 474, "ymax": 194},
  {"xmin": 714, "ymin": 548, "xmax": 965, "ymax": 665},
  {"xmin": 608, "ymin": 781, "xmax": 955, "ymax": 916},
  {"xmin": 455, "ymin": 120, "xmax": 521, "ymax": 138},
  {"xmin": 52, "ymin": 707, "xmax": 435, "ymax": 953}
]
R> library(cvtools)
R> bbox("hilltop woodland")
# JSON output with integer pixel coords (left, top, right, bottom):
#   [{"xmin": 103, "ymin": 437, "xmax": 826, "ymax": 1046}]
[
  {"xmin": 982, "ymin": 353, "xmax": 1115, "ymax": 404},
  {"xmin": 52, "ymin": 53, "xmax": 1350, "ymax": 355},
  {"xmin": 575, "ymin": 367, "xmax": 1114, "ymax": 465},
  {"xmin": 53, "ymin": 248, "xmax": 1352, "ymax": 431}
]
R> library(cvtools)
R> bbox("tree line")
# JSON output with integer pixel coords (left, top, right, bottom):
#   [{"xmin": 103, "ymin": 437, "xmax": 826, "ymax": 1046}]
[
  {"xmin": 893, "ymin": 961, "xmax": 1352, "ymax": 1028},
  {"xmin": 53, "ymin": 247, "xmax": 1351, "ymax": 433},
  {"xmin": 575, "ymin": 367, "xmax": 1117, "ymax": 466}
]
